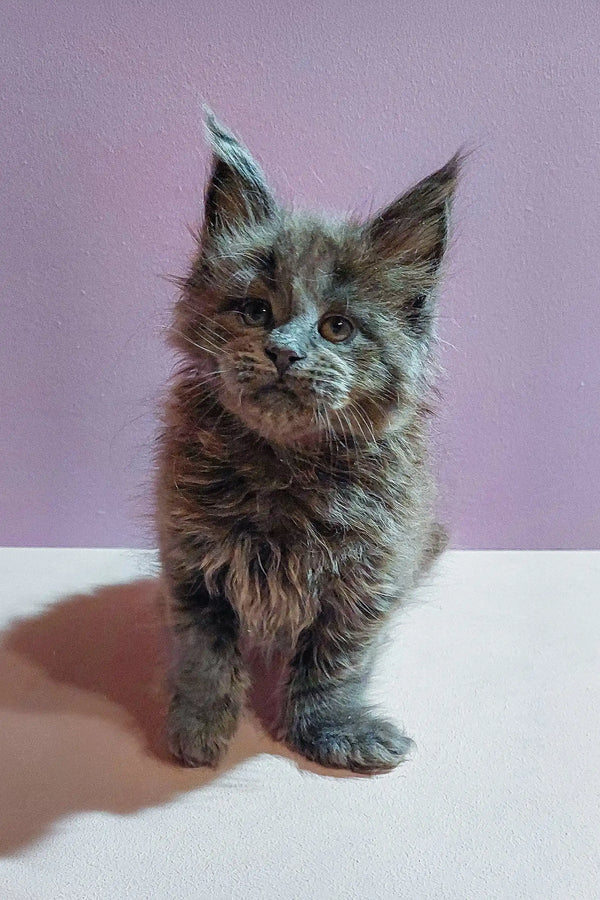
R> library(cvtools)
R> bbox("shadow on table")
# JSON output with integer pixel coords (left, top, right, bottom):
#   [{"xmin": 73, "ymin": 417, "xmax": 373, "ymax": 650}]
[{"xmin": 0, "ymin": 577, "xmax": 357, "ymax": 855}]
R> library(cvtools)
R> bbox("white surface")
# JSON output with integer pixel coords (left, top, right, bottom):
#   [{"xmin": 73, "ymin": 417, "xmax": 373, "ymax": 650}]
[{"xmin": 0, "ymin": 549, "xmax": 598, "ymax": 899}]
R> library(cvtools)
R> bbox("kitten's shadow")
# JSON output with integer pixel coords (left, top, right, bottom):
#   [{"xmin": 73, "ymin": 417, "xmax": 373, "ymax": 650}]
[{"xmin": 0, "ymin": 577, "xmax": 356, "ymax": 855}]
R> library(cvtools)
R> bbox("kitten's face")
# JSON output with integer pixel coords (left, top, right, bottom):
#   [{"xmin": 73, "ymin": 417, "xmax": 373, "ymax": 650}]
[
  {"xmin": 173, "ymin": 114, "xmax": 459, "ymax": 448},
  {"xmin": 181, "ymin": 217, "xmax": 423, "ymax": 446}
]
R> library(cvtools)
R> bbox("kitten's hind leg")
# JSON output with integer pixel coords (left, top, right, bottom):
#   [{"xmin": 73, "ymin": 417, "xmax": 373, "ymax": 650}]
[
  {"xmin": 283, "ymin": 615, "xmax": 414, "ymax": 774},
  {"xmin": 165, "ymin": 578, "xmax": 248, "ymax": 768}
]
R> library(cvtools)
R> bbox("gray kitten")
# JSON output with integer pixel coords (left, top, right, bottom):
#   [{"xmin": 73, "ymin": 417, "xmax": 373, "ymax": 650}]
[{"xmin": 156, "ymin": 113, "xmax": 459, "ymax": 772}]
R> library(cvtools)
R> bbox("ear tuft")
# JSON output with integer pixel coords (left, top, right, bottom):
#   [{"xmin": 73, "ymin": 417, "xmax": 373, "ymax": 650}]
[
  {"xmin": 202, "ymin": 109, "xmax": 277, "ymax": 235},
  {"xmin": 367, "ymin": 151, "xmax": 463, "ymax": 269}
]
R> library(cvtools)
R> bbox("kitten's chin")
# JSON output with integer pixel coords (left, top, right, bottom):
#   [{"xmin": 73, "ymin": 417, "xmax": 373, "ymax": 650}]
[{"xmin": 220, "ymin": 383, "xmax": 323, "ymax": 448}]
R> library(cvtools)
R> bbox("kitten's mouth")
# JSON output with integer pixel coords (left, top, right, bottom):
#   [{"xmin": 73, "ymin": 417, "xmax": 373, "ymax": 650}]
[
  {"xmin": 255, "ymin": 383, "xmax": 298, "ymax": 400},
  {"xmin": 221, "ymin": 369, "xmax": 329, "ymax": 445},
  {"xmin": 220, "ymin": 375, "xmax": 337, "ymax": 447}
]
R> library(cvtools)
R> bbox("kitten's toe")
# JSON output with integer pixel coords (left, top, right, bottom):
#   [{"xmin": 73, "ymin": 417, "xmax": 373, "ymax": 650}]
[
  {"xmin": 287, "ymin": 712, "xmax": 414, "ymax": 774},
  {"xmin": 167, "ymin": 727, "xmax": 225, "ymax": 768},
  {"xmin": 166, "ymin": 697, "xmax": 230, "ymax": 768}
]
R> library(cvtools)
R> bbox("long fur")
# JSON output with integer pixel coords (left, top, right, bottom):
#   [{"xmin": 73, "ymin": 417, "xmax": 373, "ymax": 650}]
[{"xmin": 155, "ymin": 113, "xmax": 459, "ymax": 772}]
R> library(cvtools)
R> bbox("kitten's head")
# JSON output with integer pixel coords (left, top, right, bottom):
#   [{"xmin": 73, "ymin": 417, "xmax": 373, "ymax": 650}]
[{"xmin": 173, "ymin": 112, "xmax": 460, "ymax": 447}]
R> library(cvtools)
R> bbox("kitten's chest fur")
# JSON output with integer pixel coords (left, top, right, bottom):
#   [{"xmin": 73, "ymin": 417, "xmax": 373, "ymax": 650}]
[{"xmin": 158, "ymin": 400, "xmax": 431, "ymax": 646}]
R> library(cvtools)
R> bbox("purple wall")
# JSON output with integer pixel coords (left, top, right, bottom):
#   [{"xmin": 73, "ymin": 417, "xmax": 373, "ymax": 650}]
[{"xmin": 1, "ymin": 1, "xmax": 598, "ymax": 549}]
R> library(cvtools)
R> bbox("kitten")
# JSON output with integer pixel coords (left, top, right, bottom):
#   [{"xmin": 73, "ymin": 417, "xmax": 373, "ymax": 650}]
[{"xmin": 156, "ymin": 112, "xmax": 459, "ymax": 773}]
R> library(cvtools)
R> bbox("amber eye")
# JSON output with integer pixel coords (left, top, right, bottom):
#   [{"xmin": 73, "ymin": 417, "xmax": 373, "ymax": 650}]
[
  {"xmin": 318, "ymin": 315, "xmax": 354, "ymax": 344},
  {"xmin": 240, "ymin": 299, "xmax": 272, "ymax": 327}
]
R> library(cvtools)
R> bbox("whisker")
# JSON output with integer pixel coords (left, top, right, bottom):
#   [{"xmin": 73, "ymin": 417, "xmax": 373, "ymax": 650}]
[
  {"xmin": 346, "ymin": 400, "xmax": 377, "ymax": 446},
  {"xmin": 176, "ymin": 299, "xmax": 237, "ymax": 339},
  {"xmin": 189, "ymin": 326, "xmax": 227, "ymax": 355},
  {"xmin": 169, "ymin": 328, "xmax": 220, "ymax": 357}
]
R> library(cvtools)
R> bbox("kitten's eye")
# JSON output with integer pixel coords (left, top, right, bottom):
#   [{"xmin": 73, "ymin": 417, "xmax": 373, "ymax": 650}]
[
  {"xmin": 319, "ymin": 315, "xmax": 354, "ymax": 344},
  {"xmin": 240, "ymin": 299, "xmax": 272, "ymax": 327}
]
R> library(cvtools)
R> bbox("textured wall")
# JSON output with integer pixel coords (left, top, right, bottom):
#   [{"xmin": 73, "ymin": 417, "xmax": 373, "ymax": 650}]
[{"xmin": 1, "ymin": 0, "xmax": 598, "ymax": 548}]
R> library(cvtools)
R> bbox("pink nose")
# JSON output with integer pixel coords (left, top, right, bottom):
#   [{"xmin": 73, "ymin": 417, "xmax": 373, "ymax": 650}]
[{"xmin": 265, "ymin": 344, "xmax": 305, "ymax": 376}]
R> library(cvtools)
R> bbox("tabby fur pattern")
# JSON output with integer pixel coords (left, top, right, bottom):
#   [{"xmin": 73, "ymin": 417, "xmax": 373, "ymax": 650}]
[{"xmin": 156, "ymin": 112, "xmax": 459, "ymax": 772}]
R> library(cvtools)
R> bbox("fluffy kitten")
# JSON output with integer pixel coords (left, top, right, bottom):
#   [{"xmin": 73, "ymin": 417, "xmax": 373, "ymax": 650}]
[{"xmin": 156, "ymin": 112, "xmax": 459, "ymax": 773}]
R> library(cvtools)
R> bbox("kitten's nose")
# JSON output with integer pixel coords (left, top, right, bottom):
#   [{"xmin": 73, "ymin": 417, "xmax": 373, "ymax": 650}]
[{"xmin": 265, "ymin": 343, "xmax": 305, "ymax": 376}]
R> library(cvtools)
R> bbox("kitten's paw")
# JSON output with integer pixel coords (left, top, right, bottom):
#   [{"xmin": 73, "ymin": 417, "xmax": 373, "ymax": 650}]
[
  {"xmin": 166, "ymin": 696, "xmax": 230, "ymax": 768},
  {"xmin": 287, "ymin": 712, "xmax": 414, "ymax": 774}
]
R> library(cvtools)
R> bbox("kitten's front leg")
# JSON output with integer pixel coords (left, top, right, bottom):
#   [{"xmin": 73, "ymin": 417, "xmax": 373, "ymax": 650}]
[
  {"xmin": 165, "ymin": 578, "xmax": 248, "ymax": 768},
  {"xmin": 283, "ymin": 611, "xmax": 414, "ymax": 774}
]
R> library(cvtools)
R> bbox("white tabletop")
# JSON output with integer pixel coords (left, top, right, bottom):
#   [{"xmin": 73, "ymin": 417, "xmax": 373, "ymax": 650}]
[{"xmin": 1, "ymin": 548, "xmax": 598, "ymax": 899}]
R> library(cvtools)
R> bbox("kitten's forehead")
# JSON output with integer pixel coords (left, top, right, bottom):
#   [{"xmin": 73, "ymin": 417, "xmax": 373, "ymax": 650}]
[
  {"xmin": 271, "ymin": 215, "xmax": 351, "ymax": 313},
  {"xmin": 276, "ymin": 215, "xmax": 348, "ymax": 269},
  {"xmin": 206, "ymin": 212, "xmax": 360, "ymax": 317}
]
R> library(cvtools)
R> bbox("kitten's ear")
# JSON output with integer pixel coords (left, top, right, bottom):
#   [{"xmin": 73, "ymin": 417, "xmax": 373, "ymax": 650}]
[
  {"xmin": 203, "ymin": 110, "xmax": 277, "ymax": 234},
  {"xmin": 366, "ymin": 153, "xmax": 461, "ymax": 269}
]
